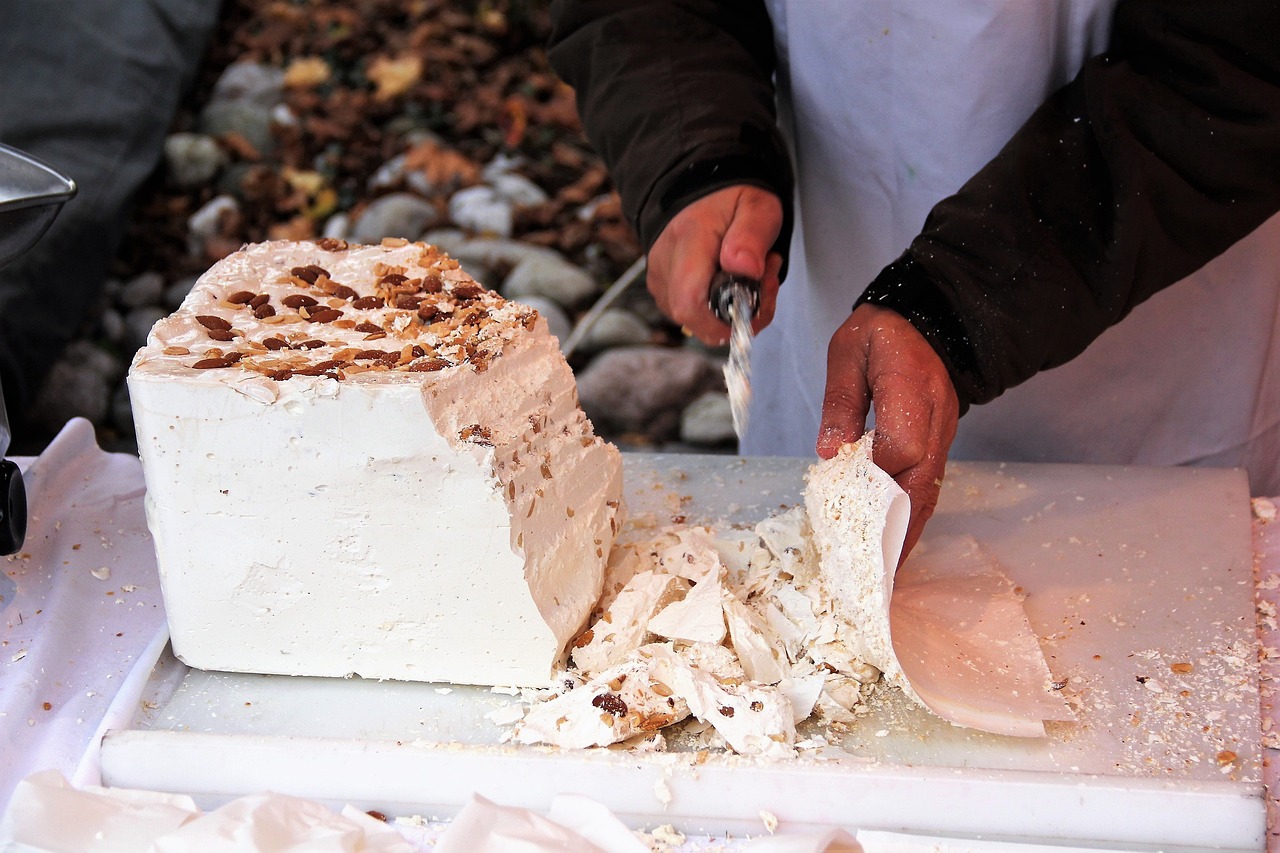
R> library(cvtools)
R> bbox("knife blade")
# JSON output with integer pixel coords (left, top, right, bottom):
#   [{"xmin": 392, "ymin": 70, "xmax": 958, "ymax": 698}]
[{"xmin": 708, "ymin": 271, "xmax": 760, "ymax": 441}]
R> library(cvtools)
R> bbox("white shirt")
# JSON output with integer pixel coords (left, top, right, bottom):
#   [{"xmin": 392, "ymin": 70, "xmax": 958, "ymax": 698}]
[{"xmin": 748, "ymin": 0, "xmax": 1280, "ymax": 496}]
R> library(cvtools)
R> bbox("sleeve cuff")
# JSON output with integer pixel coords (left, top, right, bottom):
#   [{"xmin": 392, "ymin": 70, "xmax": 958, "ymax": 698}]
[
  {"xmin": 640, "ymin": 145, "xmax": 795, "ymax": 281},
  {"xmin": 854, "ymin": 254, "xmax": 983, "ymax": 412}
]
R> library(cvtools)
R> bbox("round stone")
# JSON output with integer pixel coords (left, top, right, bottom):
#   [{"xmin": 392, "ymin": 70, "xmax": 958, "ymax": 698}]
[
  {"xmin": 575, "ymin": 345, "xmax": 721, "ymax": 441},
  {"xmin": 350, "ymin": 193, "xmax": 439, "ymax": 243},
  {"xmin": 577, "ymin": 308, "xmax": 652, "ymax": 353},
  {"xmin": 163, "ymin": 133, "xmax": 227, "ymax": 189},
  {"xmin": 118, "ymin": 271, "xmax": 166, "ymax": 310},
  {"xmin": 680, "ymin": 391, "xmax": 737, "ymax": 446},
  {"xmin": 502, "ymin": 253, "xmax": 599, "ymax": 309},
  {"xmin": 448, "ymin": 185, "xmax": 513, "ymax": 237}
]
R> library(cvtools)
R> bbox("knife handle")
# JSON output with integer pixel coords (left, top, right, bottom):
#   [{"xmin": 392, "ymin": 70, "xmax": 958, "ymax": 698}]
[{"xmin": 708, "ymin": 271, "xmax": 761, "ymax": 324}]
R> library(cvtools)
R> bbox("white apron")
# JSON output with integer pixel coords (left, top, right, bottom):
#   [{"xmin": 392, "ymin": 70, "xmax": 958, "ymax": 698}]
[{"xmin": 749, "ymin": 0, "xmax": 1280, "ymax": 496}]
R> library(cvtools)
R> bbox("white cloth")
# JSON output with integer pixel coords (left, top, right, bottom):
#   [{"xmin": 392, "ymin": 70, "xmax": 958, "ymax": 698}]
[
  {"xmin": 748, "ymin": 0, "xmax": 1280, "ymax": 497},
  {"xmin": 0, "ymin": 419, "xmax": 166, "ymax": 810}
]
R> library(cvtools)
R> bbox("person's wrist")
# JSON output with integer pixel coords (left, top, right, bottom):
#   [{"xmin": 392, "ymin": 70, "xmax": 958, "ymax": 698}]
[{"xmin": 855, "ymin": 255, "xmax": 976, "ymax": 414}]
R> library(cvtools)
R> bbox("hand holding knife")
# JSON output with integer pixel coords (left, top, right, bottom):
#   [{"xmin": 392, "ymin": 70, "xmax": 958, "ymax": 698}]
[{"xmin": 708, "ymin": 270, "xmax": 761, "ymax": 442}]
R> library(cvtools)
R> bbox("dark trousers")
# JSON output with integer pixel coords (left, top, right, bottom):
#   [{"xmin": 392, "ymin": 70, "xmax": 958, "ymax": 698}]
[{"xmin": 0, "ymin": 0, "xmax": 221, "ymax": 450}]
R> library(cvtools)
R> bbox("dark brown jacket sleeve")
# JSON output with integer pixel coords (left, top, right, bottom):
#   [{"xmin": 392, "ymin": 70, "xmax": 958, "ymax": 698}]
[
  {"xmin": 858, "ymin": 0, "xmax": 1280, "ymax": 411},
  {"xmin": 547, "ymin": 0, "xmax": 793, "ymax": 256},
  {"xmin": 551, "ymin": 0, "xmax": 1280, "ymax": 414}
]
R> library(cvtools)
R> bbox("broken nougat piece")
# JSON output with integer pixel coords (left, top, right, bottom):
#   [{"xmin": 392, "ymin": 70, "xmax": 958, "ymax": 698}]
[{"xmin": 127, "ymin": 239, "xmax": 623, "ymax": 686}]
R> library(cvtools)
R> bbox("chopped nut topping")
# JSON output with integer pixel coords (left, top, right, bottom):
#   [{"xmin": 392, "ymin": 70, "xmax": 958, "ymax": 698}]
[
  {"xmin": 249, "ymin": 293, "xmax": 270, "ymax": 308},
  {"xmin": 306, "ymin": 308, "xmax": 343, "ymax": 323},
  {"xmin": 196, "ymin": 315, "xmax": 232, "ymax": 332},
  {"xmin": 315, "ymin": 237, "xmax": 348, "ymax": 251},
  {"xmin": 458, "ymin": 424, "xmax": 493, "ymax": 445},
  {"xmin": 254, "ymin": 304, "xmax": 277, "ymax": 319},
  {"xmin": 289, "ymin": 264, "xmax": 330, "ymax": 283},
  {"xmin": 591, "ymin": 693, "xmax": 628, "ymax": 716},
  {"xmin": 718, "ymin": 705, "xmax": 735, "ymax": 718},
  {"xmin": 282, "ymin": 294, "xmax": 319, "ymax": 309},
  {"xmin": 572, "ymin": 629, "xmax": 594, "ymax": 649},
  {"xmin": 192, "ymin": 355, "xmax": 242, "ymax": 369},
  {"xmin": 452, "ymin": 281, "xmax": 485, "ymax": 301},
  {"xmin": 227, "ymin": 290, "xmax": 256, "ymax": 304},
  {"xmin": 352, "ymin": 296, "xmax": 385, "ymax": 310}
]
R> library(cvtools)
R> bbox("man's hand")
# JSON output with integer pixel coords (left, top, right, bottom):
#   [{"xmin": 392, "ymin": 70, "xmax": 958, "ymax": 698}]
[
  {"xmin": 817, "ymin": 303, "xmax": 960, "ymax": 560},
  {"xmin": 646, "ymin": 185, "xmax": 783, "ymax": 343}
]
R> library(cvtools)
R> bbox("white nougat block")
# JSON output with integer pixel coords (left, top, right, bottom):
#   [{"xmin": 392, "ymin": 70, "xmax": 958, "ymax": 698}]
[{"xmin": 128, "ymin": 240, "xmax": 623, "ymax": 686}]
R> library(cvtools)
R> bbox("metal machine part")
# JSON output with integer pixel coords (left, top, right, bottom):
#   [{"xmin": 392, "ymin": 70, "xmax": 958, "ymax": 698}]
[{"xmin": 0, "ymin": 142, "xmax": 78, "ymax": 553}]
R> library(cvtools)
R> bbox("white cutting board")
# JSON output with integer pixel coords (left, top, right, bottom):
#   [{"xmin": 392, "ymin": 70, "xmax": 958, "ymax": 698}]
[{"xmin": 100, "ymin": 455, "xmax": 1264, "ymax": 851}]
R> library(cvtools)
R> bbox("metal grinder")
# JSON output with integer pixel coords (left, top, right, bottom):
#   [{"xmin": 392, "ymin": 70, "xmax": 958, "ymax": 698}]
[{"xmin": 0, "ymin": 142, "xmax": 77, "ymax": 554}]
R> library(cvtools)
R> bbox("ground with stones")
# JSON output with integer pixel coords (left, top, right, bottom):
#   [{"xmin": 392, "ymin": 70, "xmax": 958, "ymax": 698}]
[{"xmin": 29, "ymin": 0, "xmax": 737, "ymax": 455}]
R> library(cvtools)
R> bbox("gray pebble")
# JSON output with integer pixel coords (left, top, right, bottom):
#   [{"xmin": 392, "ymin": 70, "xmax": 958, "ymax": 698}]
[
  {"xmin": 490, "ymin": 172, "xmax": 548, "ymax": 207},
  {"xmin": 680, "ymin": 391, "xmax": 737, "ymax": 446},
  {"xmin": 198, "ymin": 100, "xmax": 276, "ymax": 156},
  {"xmin": 26, "ymin": 342, "xmax": 125, "ymax": 433},
  {"xmin": 451, "ymin": 237, "xmax": 557, "ymax": 271},
  {"xmin": 216, "ymin": 162, "xmax": 258, "ymax": 199},
  {"xmin": 72, "ymin": 340, "xmax": 128, "ymax": 383},
  {"xmin": 502, "ymin": 253, "xmax": 599, "ymax": 309},
  {"xmin": 351, "ymin": 193, "xmax": 439, "ymax": 244},
  {"xmin": 98, "ymin": 308, "xmax": 126, "ymax": 346},
  {"xmin": 448, "ymin": 185, "xmax": 513, "ymax": 237},
  {"xmin": 445, "ymin": 236, "xmax": 557, "ymax": 286},
  {"xmin": 420, "ymin": 228, "xmax": 470, "ymax": 256},
  {"xmin": 118, "ymin": 271, "xmax": 166, "ymax": 310},
  {"xmin": 481, "ymin": 153, "xmax": 524, "ymax": 182},
  {"xmin": 322, "ymin": 212, "xmax": 351, "ymax": 240},
  {"xmin": 210, "ymin": 61, "xmax": 284, "ymax": 109},
  {"xmin": 576, "ymin": 345, "xmax": 721, "ymax": 440},
  {"xmin": 27, "ymin": 363, "xmax": 110, "ymax": 434},
  {"xmin": 367, "ymin": 154, "xmax": 407, "ymax": 193},
  {"xmin": 163, "ymin": 133, "xmax": 227, "ymax": 189},
  {"xmin": 577, "ymin": 307, "xmax": 652, "ymax": 353},
  {"xmin": 187, "ymin": 196, "xmax": 240, "ymax": 256}
]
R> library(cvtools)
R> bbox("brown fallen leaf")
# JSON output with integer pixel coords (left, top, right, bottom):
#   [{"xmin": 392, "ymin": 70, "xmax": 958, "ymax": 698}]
[
  {"xmin": 283, "ymin": 56, "xmax": 331, "ymax": 89},
  {"xmin": 403, "ymin": 140, "xmax": 480, "ymax": 193},
  {"xmin": 366, "ymin": 54, "xmax": 423, "ymax": 101}
]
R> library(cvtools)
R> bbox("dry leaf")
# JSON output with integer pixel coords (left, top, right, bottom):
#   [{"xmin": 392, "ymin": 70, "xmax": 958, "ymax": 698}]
[
  {"xmin": 366, "ymin": 54, "xmax": 423, "ymax": 101},
  {"xmin": 403, "ymin": 140, "xmax": 480, "ymax": 192},
  {"xmin": 283, "ymin": 56, "xmax": 331, "ymax": 89}
]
